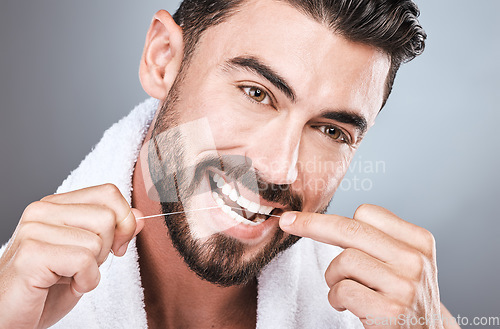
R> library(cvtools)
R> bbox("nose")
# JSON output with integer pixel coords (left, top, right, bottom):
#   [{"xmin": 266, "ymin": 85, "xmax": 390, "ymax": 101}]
[{"xmin": 247, "ymin": 121, "xmax": 301, "ymax": 185}]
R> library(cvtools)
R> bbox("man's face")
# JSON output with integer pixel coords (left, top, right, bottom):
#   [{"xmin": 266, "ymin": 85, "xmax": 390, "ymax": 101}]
[{"xmin": 147, "ymin": 0, "xmax": 390, "ymax": 286}]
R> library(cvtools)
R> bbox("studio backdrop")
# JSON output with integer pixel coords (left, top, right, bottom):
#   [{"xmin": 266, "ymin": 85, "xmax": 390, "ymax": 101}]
[{"xmin": 0, "ymin": 1, "xmax": 498, "ymax": 327}]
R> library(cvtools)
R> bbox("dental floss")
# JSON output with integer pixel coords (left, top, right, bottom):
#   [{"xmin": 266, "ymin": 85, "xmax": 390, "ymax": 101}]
[
  {"xmin": 137, "ymin": 206, "xmax": 281, "ymax": 220},
  {"xmin": 137, "ymin": 206, "xmax": 223, "ymax": 220},
  {"xmin": 107, "ymin": 206, "xmax": 281, "ymax": 266},
  {"xmin": 229, "ymin": 206, "xmax": 281, "ymax": 218}
]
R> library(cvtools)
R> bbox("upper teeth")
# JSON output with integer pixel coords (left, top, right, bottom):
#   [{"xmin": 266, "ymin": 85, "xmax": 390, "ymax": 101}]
[
  {"xmin": 213, "ymin": 191, "xmax": 264, "ymax": 226},
  {"xmin": 213, "ymin": 173, "xmax": 274, "ymax": 216}
]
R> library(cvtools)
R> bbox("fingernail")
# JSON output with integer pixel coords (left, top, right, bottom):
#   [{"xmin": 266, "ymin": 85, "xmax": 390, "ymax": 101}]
[
  {"xmin": 118, "ymin": 210, "xmax": 133, "ymax": 225},
  {"xmin": 117, "ymin": 242, "xmax": 129, "ymax": 256},
  {"xmin": 280, "ymin": 212, "xmax": 296, "ymax": 226},
  {"xmin": 71, "ymin": 286, "xmax": 83, "ymax": 298}
]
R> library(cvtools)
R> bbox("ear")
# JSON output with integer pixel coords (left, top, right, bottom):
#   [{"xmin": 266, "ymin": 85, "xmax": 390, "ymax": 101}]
[{"xmin": 139, "ymin": 10, "xmax": 184, "ymax": 100}]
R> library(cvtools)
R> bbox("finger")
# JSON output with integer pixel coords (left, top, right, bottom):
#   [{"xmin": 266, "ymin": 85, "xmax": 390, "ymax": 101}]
[
  {"xmin": 21, "ymin": 202, "xmax": 116, "ymax": 259},
  {"xmin": 131, "ymin": 208, "xmax": 145, "ymax": 238},
  {"xmin": 328, "ymin": 279, "xmax": 405, "ymax": 325},
  {"xmin": 279, "ymin": 211, "xmax": 413, "ymax": 264},
  {"xmin": 41, "ymin": 184, "xmax": 137, "ymax": 251},
  {"xmin": 15, "ymin": 221, "xmax": 108, "ymax": 265},
  {"xmin": 353, "ymin": 204, "xmax": 436, "ymax": 257},
  {"xmin": 1, "ymin": 239, "xmax": 98, "ymax": 327},
  {"xmin": 326, "ymin": 248, "xmax": 418, "ymax": 306},
  {"xmin": 14, "ymin": 239, "xmax": 101, "ymax": 297},
  {"xmin": 42, "ymin": 184, "xmax": 130, "ymax": 218},
  {"xmin": 115, "ymin": 208, "xmax": 145, "ymax": 256}
]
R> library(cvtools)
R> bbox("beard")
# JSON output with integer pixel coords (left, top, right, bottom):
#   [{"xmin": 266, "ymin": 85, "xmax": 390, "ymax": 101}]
[{"xmin": 146, "ymin": 74, "xmax": 304, "ymax": 287}]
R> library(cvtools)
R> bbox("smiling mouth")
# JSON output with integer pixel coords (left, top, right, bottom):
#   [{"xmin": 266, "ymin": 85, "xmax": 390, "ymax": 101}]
[{"xmin": 208, "ymin": 171, "xmax": 284, "ymax": 226}]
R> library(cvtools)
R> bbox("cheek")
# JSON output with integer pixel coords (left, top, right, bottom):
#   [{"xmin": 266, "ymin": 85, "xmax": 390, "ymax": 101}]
[
  {"xmin": 180, "ymin": 86, "xmax": 253, "ymax": 141},
  {"xmin": 206, "ymin": 103, "xmax": 273, "ymax": 150},
  {"xmin": 296, "ymin": 151, "xmax": 354, "ymax": 211}
]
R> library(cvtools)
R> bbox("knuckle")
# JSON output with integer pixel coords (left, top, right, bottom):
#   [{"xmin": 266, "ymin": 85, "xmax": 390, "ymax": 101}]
[
  {"xmin": 76, "ymin": 264, "xmax": 101, "ymax": 293},
  {"xmin": 336, "ymin": 248, "xmax": 357, "ymax": 269},
  {"xmin": 340, "ymin": 219, "xmax": 364, "ymax": 238},
  {"xmin": 101, "ymin": 183, "xmax": 122, "ymax": 201},
  {"xmin": 21, "ymin": 201, "xmax": 47, "ymax": 221},
  {"xmin": 406, "ymin": 250, "xmax": 426, "ymax": 278},
  {"xmin": 88, "ymin": 235, "xmax": 104, "ymax": 256},
  {"xmin": 82, "ymin": 268, "xmax": 101, "ymax": 292},
  {"xmin": 353, "ymin": 203, "xmax": 376, "ymax": 219},
  {"xmin": 18, "ymin": 237, "xmax": 39, "ymax": 253},
  {"xmin": 40, "ymin": 194, "xmax": 56, "ymax": 202},
  {"xmin": 324, "ymin": 266, "xmax": 330, "ymax": 285},
  {"xmin": 332, "ymin": 279, "xmax": 351, "ymax": 298},
  {"xmin": 15, "ymin": 221, "xmax": 39, "ymax": 241},
  {"xmin": 418, "ymin": 228, "xmax": 436, "ymax": 255},
  {"xmin": 324, "ymin": 256, "xmax": 341, "ymax": 286},
  {"xmin": 100, "ymin": 206, "xmax": 117, "ymax": 229},
  {"xmin": 327, "ymin": 286, "xmax": 344, "ymax": 311},
  {"xmin": 13, "ymin": 239, "xmax": 40, "ymax": 270},
  {"xmin": 76, "ymin": 248, "xmax": 97, "ymax": 269}
]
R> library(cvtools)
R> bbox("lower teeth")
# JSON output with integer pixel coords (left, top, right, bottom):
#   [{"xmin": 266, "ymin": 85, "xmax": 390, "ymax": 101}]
[{"xmin": 211, "ymin": 191, "xmax": 264, "ymax": 226}]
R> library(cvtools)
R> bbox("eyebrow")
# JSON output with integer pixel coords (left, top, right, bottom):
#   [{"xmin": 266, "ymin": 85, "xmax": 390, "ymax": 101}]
[
  {"xmin": 224, "ymin": 56, "xmax": 297, "ymax": 102},
  {"xmin": 320, "ymin": 110, "xmax": 368, "ymax": 135},
  {"xmin": 224, "ymin": 56, "xmax": 368, "ymax": 135}
]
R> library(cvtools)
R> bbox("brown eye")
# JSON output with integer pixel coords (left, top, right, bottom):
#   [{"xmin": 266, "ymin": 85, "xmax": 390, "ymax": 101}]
[
  {"xmin": 325, "ymin": 127, "xmax": 341, "ymax": 139},
  {"xmin": 242, "ymin": 86, "xmax": 271, "ymax": 104},
  {"xmin": 317, "ymin": 125, "xmax": 349, "ymax": 143}
]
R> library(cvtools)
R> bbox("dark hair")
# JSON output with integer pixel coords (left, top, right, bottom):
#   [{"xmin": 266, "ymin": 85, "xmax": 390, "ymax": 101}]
[{"xmin": 173, "ymin": 0, "xmax": 426, "ymax": 109}]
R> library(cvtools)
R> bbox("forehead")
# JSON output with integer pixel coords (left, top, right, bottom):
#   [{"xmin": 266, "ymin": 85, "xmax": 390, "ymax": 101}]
[{"xmin": 188, "ymin": 0, "xmax": 390, "ymax": 123}]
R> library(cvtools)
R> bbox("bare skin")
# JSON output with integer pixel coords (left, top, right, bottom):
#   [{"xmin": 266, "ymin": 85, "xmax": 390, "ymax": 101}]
[
  {"xmin": 133, "ymin": 1, "xmax": 461, "ymax": 328},
  {"xmin": 0, "ymin": 184, "xmax": 145, "ymax": 329},
  {"xmin": 0, "ymin": 0, "xmax": 461, "ymax": 328},
  {"xmin": 132, "ymin": 154, "xmax": 258, "ymax": 329}
]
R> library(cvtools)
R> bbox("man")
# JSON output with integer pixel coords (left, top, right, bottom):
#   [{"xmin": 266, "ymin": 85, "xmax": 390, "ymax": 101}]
[{"xmin": 0, "ymin": 0, "xmax": 460, "ymax": 328}]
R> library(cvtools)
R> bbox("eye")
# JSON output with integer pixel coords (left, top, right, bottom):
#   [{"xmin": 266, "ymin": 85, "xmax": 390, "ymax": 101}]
[
  {"xmin": 316, "ymin": 125, "xmax": 351, "ymax": 144},
  {"xmin": 241, "ymin": 86, "xmax": 273, "ymax": 105}
]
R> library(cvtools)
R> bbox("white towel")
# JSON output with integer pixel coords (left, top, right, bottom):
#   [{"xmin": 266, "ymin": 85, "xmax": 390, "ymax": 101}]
[{"xmin": 1, "ymin": 98, "xmax": 362, "ymax": 329}]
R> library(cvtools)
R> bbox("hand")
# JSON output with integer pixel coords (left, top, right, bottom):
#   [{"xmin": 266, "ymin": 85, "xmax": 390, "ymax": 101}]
[
  {"xmin": 0, "ymin": 184, "xmax": 145, "ymax": 329},
  {"xmin": 279, "ymin": 204, "xmax": 455, "ymax": 329}
]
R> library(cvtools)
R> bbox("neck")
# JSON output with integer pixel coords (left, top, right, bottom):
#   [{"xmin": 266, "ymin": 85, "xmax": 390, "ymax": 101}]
[{"xmin": 131, "ymin": 124, "xmax": 257, "ymax": 329}]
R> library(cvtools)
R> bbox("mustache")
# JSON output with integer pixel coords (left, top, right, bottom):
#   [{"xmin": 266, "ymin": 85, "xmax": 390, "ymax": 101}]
[{"xmin": 182, "ymin": 154, "xmax": 303, "ymax": 211}]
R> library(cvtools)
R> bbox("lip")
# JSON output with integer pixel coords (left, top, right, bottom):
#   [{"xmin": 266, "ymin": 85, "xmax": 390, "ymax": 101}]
[
  {"xmin": 208, "ymin": 167, "xmax": 289, "ymax": 212},
  {"xmin": 211, "ymin": 204, "xmax": 280, "ymax": 243},
  {"xmin": 203, "ymin": 168, "xmax": 286, "ymax": 243}
]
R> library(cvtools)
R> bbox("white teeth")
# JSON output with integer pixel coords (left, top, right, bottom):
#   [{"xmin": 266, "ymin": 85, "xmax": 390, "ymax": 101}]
[
  {"xmin": 259, "ymin": 205, "xmax": 273, "ymax": 215},
  {"xmin": 211, "ymin": 172, "xmax": 278, "ymax": 224},
  {"xmin": 212, "ymin": 191, "xmax": 258, "ymax": 226},
  {"xmin": 221, "ymin": 183, "xmax": 231, "ymax": 196},
  {"xmin": 247, "ymin": 201, "xmax": 260, "ymax": 214},
  {"xmin": 237, "ymin": 196, "xmax": 251, "ymax": 209},
  {"xmin": 229, "ymin": 189, "xmax": 239, "ymax": 202},
  {"xmin": 215, "ymin": 197, "xmax": 225, "ymax": 207},
  {"xmin": 221, "ymin": 204, "xmax": 231, "ymax": 214}
]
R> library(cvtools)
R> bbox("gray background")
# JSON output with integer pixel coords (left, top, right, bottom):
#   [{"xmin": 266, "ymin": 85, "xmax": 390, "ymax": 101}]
[{"xmin": 1, "ymin": 0, "xmax": 498, "ymax": 327}]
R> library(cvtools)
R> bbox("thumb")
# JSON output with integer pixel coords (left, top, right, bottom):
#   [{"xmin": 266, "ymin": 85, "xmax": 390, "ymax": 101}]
[
  {"xmin": 115, "ymin": 208, "xmax": 145, "ymax": 256},
  {"xmin": 131, "ymin": 208, "xmax": 145, "ymax": 238}
]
